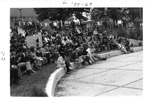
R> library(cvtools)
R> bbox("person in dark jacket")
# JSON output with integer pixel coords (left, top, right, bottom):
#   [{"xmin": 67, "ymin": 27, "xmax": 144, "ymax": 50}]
[
  {"xmin": 60, "ymin": 53, "xmax": 72, "ymax": 73},
  {"xmin": 70, "ymin": 49, "xmax": 79, "ymax": 62},
  {"xmin": 10, "ymin": 48, "xmax": 21, "ymax": 86},
  {"xmin": 78, "ymin": 46, "xmax": 92, "ymax": 65}
]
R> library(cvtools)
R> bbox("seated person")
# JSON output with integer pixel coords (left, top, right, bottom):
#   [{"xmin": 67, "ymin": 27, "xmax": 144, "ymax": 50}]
[
  {"xmin": 78, "ymin": 46, "xmax": 92, "ymax": 65},
  {"xmin": 56, "ymin": 53, "xmax": 72, "ymax": 73},
  {"xmin": 36, "ymin": 48, "xmax": 47, "ymax": 66},
  {"xmin": 113, "ymin": 39, "xmax": 127, "ymax": 53},
  {"xmin": 86, "ymin": 45, "xmax": 97, "ymax": 63},
  {"xmin": 56, "ymin": 53, "xmax": 66, "ymax": 69},
  {"xmin": 124, "ymin": 38, "xmax": 133, "ymax": 53},
  {"xmin": 17, "ymin": 47, "xmax": 36, "ymax": 75},
  {"xmin": 90, "ymin": 46, "xmax": 107, "ymax": 61},
  {"xmin": 10, "ymin": 48, "xmax": 21, "ymax": 85},
  {"xmin": 30, "ymin": 46, "xmax": 44, "ymax": 66},
  {"xmin": 17, "ymin": 48, "xmax": 27, "ymax": 73},
  {"xmin": 49, "ymin": 44, "xmax": 58, "ymax": 63},
  {"xmin": 70, "ymin": 48, "xmax": 83, "ymax": 69},
  {"xmin": 70, "ymin": 49, "xmax": 79, "ymax": 62},
  {"xmin": 36, "ymin": 47, "xmax": 43, "ymax": 57}
]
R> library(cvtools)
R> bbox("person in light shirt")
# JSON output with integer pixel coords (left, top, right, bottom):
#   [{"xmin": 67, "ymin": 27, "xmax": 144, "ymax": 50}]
[
  {"xmin": 86, "ymin": 44, "xmax": 97, "ymax": 63},
  {"xmin": 56, "ymin": 53, "xmax": 66, "ymax": 69},
  {"xmin": 56, "ymin": 53, "xmax": 72, "ymax": 73},
  {"xmin": 90, "ymin": 46, "xmax": 107, "ymax": 61}
]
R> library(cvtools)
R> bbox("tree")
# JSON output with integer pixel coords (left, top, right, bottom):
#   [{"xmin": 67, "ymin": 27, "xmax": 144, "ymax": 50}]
[
  {"xmin": 91, "ymin": 8, "xmax": 106, "ymax": 21},
  {"xmin": 91, "ymin": 8, "xmax": 142, "ymax": 27},
  {"xmin": 107, "ymin": 8, "xmax": 124, "ymax": 23},
  {"xmin": 91, "ymin": 8, "xmax": 124, "ymax": 21},
  {"xmin": 126, "ymin": 8, "xmax": 142, "ymax": 21},
  {"xmin": 34, "ymin": 8, "xmax": 90, "ymax": 21}
]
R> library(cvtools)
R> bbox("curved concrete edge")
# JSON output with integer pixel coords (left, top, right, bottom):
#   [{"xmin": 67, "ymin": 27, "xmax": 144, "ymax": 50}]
[
  {"xmin": 45, "ymin": 67, "xmax": 66, "ymax": 97},
  {"xmin": 45, "ymin": 46, "xmax": 143, "ymax": 97},
  {"xmin": 133, "ymin": 46, "xmax": 143, "ymax": 52},
  {"xmin": 98, "ymin": 46, "xmax": 143, "ymax": 58}
]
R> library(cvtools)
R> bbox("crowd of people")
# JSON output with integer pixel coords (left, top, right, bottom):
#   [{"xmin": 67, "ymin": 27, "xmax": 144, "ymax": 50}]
[{"xmin": 10, "ymin": 20, "xmax": 133, "ymax": 86}]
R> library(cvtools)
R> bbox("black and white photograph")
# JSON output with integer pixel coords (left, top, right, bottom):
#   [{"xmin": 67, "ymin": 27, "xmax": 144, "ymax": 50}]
[
  {"xmin": 10, "ymin": 7, "xmax": 143, "ymax": 97},
  {"xmin": 1, "ymin": 0, "xmax": 150, "ymax": 103}
]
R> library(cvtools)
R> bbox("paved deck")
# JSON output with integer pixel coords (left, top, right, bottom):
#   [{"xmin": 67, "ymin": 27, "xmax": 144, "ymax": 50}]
[{"xmin": 55, "ymin": 51, "xmax": 143, "ymax": 96}]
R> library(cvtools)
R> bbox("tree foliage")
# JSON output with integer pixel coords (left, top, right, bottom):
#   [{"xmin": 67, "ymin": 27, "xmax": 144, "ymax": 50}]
[
  {"xmin": 34, "ymin": 8, "xmax": 143, "ymax": 40},
  {"xmin": 91, "ymin": 8, "xmax": 106, "ymax": 20},
  {"xmin": 91, "ymin": 8, "xmax": 142, "ymax": 22},
  {"xmin": 34, "ymin": 8, "xmax": 90, "ymax": 21},
  {"xmin": 126, "ymin": 8, "xmax": 142, "ymax": 21},
  {"xmin": 34, "ymin": 8, "xmax": 142, "ymax": 23}
]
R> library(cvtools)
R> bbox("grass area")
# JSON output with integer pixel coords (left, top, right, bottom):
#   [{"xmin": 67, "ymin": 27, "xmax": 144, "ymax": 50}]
[{"xmin": 11, "ymin": 63, "xmax": 57, "ymax": 97}]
